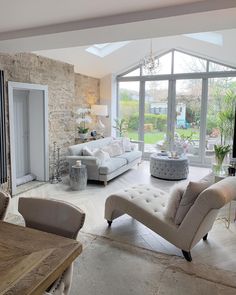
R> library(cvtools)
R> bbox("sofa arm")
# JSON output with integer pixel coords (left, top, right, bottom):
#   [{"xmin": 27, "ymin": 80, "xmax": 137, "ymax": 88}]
[{"xmin": 66, "ymin": 155, "xmax": 100, "ymax": 166}]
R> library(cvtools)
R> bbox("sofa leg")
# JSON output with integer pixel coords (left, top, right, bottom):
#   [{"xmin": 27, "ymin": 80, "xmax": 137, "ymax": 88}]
[
  {"xmin": 107, "ymin": 220, "xmax": 112, "ymax": 227},
  {"xmin": 104, "ymin": 181, "xmax": 107, "ymax": 186},
  {"xmin": 203, "ymin": 233, "xmax": 208, "ymax": 241},
  {"xmin": 182, "ymin": 250, "xmax": 192, "ymax": 262}
]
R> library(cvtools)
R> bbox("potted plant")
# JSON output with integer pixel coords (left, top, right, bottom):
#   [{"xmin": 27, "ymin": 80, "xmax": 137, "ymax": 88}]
[
  {"xmin": 214, "ymin": 144, "xmax": 231, "ymax": 175},
  {"xmin": 76, "ymin": 108, "xmax": 91, "ymax": 139},
  {"xmin": 113, "ymin": 118, "xmax": 127, "ymax": 137}
]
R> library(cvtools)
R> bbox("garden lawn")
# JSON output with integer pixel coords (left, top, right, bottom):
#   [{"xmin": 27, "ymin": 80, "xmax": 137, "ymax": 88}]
[{"xmin": 127, "ymin": 128, "xmax": 200, "ymax": 144}]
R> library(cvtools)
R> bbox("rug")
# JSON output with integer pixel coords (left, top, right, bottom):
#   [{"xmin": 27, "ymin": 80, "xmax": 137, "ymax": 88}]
[
  {"xmin": 6, "ymin": 214, "xmax": 236, "ymax": 295},
  {"xmin": 71, "ymin": 233, "xmax": 236, "ymax": 295}
]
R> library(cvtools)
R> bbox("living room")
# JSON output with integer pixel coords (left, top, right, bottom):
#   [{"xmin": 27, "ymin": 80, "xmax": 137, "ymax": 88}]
[{"xmin": 1, "ymin": 1, "xmax": 236, "ymax": 295}]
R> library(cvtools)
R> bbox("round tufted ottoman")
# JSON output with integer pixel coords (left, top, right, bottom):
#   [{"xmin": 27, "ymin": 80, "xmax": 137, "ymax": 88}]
[
  {"xmin": 105, "ymin": 184, "xmax": 168, "ymax": 226},
  {"xmin": 150, "ymin": 154, "xmax": 189, "ymax": 180}
]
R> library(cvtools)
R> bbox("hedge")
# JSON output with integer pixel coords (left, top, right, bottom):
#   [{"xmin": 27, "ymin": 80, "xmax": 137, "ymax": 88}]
[{"xmin": 128, "ymin": 113, "xmax": 167, "ymax": 131}]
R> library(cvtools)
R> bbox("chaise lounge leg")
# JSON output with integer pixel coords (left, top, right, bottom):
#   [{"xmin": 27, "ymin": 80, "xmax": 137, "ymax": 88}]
[
  {"xmin": 107, "ymin": 220, "xmax": 112, "ymax": 227},
  {"xmin": 203, "ymin": 233, "xmax": 208, "ymax": 241},
  {"xmin": 182, "ymin": 250, "xmax": 192, "ymax": 262},
  {"xmin": 104, "ymin": 181, "xmax": 107, "ymax": 186}
]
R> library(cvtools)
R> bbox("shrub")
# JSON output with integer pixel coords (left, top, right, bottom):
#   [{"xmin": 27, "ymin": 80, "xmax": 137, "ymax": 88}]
[{"xmin": 128, "ymin": 113, "xmax": 167, "ymax": 131}]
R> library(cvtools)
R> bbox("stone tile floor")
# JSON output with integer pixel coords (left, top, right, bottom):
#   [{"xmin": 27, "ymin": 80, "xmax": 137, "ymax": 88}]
[{"xmin": 8, "ymin": 161, "xmax": 236, "ymax": 274}]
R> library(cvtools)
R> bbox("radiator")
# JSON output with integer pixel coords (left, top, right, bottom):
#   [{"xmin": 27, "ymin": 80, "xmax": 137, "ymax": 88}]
[{"xmin": 0, "ymin": 70, "xmax": 7, "ymax": 184}]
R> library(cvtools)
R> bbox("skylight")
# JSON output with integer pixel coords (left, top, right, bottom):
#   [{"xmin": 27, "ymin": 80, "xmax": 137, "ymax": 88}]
[
  {"xmin": 184, "ymin": 32, "xmax": 223, "ymax": 46},
  {"xmin": 86, "ymin": 41, "xmax": 130, "ymax": 58},
  {"xmin": 93, "ymin": 43, "xmax": 109, "ymax": 49}
]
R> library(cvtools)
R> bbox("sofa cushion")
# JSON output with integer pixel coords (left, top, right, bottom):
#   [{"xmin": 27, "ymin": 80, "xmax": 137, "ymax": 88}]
[
  {"xmin": 99, "ymin": 158, "xmax": 127, "ymax": 175},
  {"xmin": 117, "ymin": 150, "xmax": 142, "ymax": 164}
]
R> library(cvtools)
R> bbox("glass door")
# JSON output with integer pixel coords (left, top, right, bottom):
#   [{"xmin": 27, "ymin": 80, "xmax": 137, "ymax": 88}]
[
  {"xmin": 205, "ymin": 77, "xmax": 236, "ymax": 166},
  {"xmin": 118, "ymin": 81, "xmax": 140, "ymax": 140},
  {"xmin": 174, "ymin": 79, "xmax": 202, "ymax": 163},
  {"xmin": 144, "ymin": 80, "xmax": 169, "ymax": 155}
]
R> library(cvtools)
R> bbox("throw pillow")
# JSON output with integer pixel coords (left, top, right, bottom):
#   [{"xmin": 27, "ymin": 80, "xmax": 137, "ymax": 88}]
[
  {"xmin": 199, "ymin": 171, "xmax": 215, "ymax": 185},
  {"xmin": 122, "ymin": 137, "xmax": 132, "ymax": 152},
  {"xmin": 102, "ymin": 142, "xmax": 124, "ymax": 157},
  {"xmin": 165, "ymin": 183, "xmax": 187, "ymax": 221},
  {"xmin": 82, "ymin": 146, "xmax": 94, "ymax": 156},
  {"xmin": 93, "ymin": 149, "xmax": 110, "ymax": 163},
  {"xmin": 174, "ymin": 181, "xmax": 210, "ymax": 225},
  {"xmin": 112, "ymin": 139, "xmax": 125, "ymax": 154}
]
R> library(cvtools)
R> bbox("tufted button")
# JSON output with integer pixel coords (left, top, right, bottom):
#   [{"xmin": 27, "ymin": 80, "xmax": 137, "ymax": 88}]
[
  {"xmin": 146, "ymin": 199, "xmax": 150, "ymax": 203},
  {"xmin": 146, "ymin": 188, "xmax": 150, "ymax": 191},
  {"xmin": 153, "ymin": 194, "xmax": 158, "ymax": 198},
  {"xmin": 154, "ymin": 209, "xmax": 158, "ymax": 213}
]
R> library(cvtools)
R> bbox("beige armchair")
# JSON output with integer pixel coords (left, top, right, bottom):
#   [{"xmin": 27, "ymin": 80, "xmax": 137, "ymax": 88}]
[
  {"xmin": 0, "ymin": 191, "xmax": 10, "ymax": 220},
  {"xmin": 105, "ymin": 177, "xmax": 236, "ymax": 261},
  {"xmin": 18, "ymin": 197, "xmax": 86, "ymax": 295}
]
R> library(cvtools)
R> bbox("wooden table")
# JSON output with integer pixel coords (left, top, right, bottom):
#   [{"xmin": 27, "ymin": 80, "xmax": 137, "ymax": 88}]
[{"xmin": 0, "ymin": 221, "xmax": 82, "ymax": 295}]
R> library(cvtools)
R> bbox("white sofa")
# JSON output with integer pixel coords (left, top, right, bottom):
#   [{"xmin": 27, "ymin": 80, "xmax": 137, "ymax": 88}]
[{"xmin": 66, "ymin": 137, "xmax": 142, "ymax": 185}]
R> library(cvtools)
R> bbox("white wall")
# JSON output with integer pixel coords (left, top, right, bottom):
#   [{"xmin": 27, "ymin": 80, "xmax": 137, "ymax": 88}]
[
  {"xmin": 28, "ymin": 89, "xmax": 45, "ymax": 180},
  {"xmin": 100, "ymin": 74, "xmax": 117, "ymax": 137}
]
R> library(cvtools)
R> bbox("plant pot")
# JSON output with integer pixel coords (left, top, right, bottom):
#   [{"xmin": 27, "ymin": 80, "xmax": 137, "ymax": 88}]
[{"xmin": 78, "ymin": 133, "xmax": 88, "ymax": 140}]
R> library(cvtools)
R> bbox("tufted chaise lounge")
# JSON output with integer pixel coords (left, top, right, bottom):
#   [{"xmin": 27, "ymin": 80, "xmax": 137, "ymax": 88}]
[{"xmin": 105, "ymin": 177, "xmax": 236, "ymax": 261}]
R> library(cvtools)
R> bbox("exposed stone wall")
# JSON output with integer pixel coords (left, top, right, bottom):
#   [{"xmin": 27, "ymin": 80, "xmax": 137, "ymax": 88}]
[
  {"xmin": 74, "ymin": 73, "xmax": 100, "ymax": 107},
  {"xmin": 0, "ymin": 52, "xmax": 100, "ymax": 189},
  {"xmin": 74, "ymin": 73, "xmax": 100, "ymax": 131}
]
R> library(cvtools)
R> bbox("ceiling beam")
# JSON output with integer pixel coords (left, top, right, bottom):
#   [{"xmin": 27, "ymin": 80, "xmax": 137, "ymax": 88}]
[{"xmin": 0, "ymin": 2, "xmax": 236, "ymax": 52}]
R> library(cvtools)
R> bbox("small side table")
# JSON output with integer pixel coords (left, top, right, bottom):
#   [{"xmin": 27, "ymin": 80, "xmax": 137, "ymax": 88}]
[
  {"xmin": 214, "ymin": 174, "xmax": 236, "ymax": 228},
  {"xmin": 70, "ymin": 164, "xmax": 87, "ymax": 191}
]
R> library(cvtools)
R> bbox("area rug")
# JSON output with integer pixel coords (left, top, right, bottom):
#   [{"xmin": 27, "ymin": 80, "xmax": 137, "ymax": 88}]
[
  {"xmin": 72, "ymin": 233, "xmax": 236, "ymax": 295},
  {"xmin": 5, "ymin": 214, "xmax": 236, "ymax": 295}
]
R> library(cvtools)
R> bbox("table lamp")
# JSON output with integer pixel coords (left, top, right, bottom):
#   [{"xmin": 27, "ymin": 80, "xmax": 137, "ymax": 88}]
[{"xmin": 91, "ymin": 104, "xmax": 108, "ymax": 137}]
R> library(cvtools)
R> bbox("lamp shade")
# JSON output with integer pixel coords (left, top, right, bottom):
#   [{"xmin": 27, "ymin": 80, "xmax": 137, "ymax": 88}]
[{"xmin": 91, "ymin": 104, "xmax": 108, "ymax": 116}]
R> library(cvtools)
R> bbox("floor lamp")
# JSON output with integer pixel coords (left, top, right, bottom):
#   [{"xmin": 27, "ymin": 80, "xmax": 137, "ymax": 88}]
[{"xmin": 91, "ymin": 104, "xmax": 108, "ymax": 137}]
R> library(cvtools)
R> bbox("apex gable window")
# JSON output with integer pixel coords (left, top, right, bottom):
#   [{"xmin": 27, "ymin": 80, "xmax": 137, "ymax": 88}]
[{"xmin": 117, "ymin": 49, "xmax": 236, "ymax": 166}]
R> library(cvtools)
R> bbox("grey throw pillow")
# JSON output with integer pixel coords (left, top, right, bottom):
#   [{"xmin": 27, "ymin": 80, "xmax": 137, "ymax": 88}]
[{"xmin": 174, "ymin": 181, "xmax": 210, "ymax": 225}]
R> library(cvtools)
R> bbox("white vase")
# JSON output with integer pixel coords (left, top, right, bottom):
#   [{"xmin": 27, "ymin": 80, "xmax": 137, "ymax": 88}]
[{"xmin": 79, "ymin": 133, "xmax": 88, "ymax": 140}]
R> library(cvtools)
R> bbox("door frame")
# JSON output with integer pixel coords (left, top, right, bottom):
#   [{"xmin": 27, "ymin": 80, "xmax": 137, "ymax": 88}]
[{"xmin": 8, "ymin": 81, "xmax": 49, "ymax": 195}]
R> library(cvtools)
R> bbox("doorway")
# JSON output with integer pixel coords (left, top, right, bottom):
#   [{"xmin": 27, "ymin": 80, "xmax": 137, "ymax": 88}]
[{"xmin": 8, "ymin": 82, "xmax": 49, "ymax": 195}]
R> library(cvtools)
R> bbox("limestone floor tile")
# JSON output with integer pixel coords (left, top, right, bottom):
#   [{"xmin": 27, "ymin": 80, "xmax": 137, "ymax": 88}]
[{"xmin": 8, "ymin": 162, "xmax": 236, "ymax": 273}]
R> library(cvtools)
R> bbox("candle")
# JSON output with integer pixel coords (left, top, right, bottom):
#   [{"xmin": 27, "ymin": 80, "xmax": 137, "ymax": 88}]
[{"xmin": 76, "ymin": 160, "xmax": 82, "ymax": 167}]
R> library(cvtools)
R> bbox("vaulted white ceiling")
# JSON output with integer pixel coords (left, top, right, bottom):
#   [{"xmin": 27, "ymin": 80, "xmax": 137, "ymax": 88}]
[
  {"xmin": 0, "ymin": 0, "xmax": 235, "ymax": 52},
  {"xmin": 0, "ymin": 0, "xmax": 205, "ymax": 33},
  {"xmin": 34, "ymin": 29, "xmax": 236, "ymax": 78}
]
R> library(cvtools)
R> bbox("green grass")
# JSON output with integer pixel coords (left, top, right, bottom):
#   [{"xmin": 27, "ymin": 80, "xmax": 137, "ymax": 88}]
[{"xmin": 127, "ymin": 128, "xmax": 200, "ymax": 144}]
